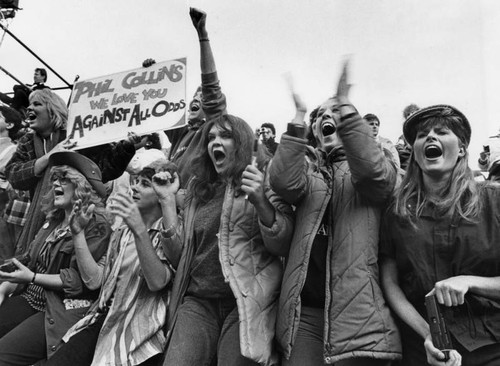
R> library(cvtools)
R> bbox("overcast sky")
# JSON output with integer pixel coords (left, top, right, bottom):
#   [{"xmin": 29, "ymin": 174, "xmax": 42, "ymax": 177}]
[{"xmin": 1, "ymin": 0, "xmax": 500, "ymax": 163}]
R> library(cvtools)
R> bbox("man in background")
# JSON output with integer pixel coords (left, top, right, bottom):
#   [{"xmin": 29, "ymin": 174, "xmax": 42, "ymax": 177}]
[{"xmin": 259, "ymin": 122, "xmax": 279, "ymax": 155}]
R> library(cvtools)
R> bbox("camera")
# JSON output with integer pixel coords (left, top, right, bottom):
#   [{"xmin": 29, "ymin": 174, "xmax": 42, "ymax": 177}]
[
  {"xmin": 425, "ymin": 293, "xmax": 452, "ymax": 361},
  {"xmin": 258, "ymin": 127, "xmax": 267, "ymax": 135}
]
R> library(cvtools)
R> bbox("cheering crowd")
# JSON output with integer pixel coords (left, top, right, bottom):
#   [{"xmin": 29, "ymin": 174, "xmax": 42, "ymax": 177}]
[{"xmin": 0, "ymin": 7, "xmax": 499, "ymax": 366}]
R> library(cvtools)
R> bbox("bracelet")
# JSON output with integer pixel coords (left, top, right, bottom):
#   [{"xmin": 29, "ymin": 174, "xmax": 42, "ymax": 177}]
[
  {"xmin": 30, "ymin": 272, "xmax": 37, "ymax": 284},
  {"xmin": 199, "ymin": 38, "xmax": 210, "ymax": 42}
]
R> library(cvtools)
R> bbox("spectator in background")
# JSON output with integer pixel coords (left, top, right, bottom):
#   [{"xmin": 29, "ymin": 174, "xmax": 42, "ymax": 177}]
[
  {"xmin": 259, "ymin": 122, "xmax": 279, "ymax": 155},
  {"xmin": 0, "ymin": 105, "xmax": 24, "ymax": 259},
  {"xmin": 396, "ymin": 103, "xmax": 419, "ymax": 170},
  {"xmin": 364, "ymin": 113, "xmax": 400, "ymax": 168},
  {"xmin": 0, "ymin": 68, "xmax": 50, "ymax": 117}
]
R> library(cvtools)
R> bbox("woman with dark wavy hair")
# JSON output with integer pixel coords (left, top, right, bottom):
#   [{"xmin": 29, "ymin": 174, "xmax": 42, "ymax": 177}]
[
  {"xmin": 189, "ymin": 114, "xmax": 269, "ymax": 203},
  {"xmin": 163, "ymin": 8, "xmax": 294, "ymax": 366},
  {"xmin": 381, "ymin": 105, "xmax": 500, "ymax": 366},
  {"xmin": 0, "ymin": 151, "xmax": 111, "ymax": 365}
]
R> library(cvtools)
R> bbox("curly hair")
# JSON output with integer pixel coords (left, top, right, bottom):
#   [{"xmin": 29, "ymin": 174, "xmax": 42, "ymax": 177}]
[
  {"xmin": 189, "ymin": 114, "xmax": 270, "ymax": 203},
  {"xmin": 42, "ymin": 165, "xmax": 105, "ymax": 222},
  {"xmin": 29, "ymin": 89, "xmax": 68, "ymax": 130}
]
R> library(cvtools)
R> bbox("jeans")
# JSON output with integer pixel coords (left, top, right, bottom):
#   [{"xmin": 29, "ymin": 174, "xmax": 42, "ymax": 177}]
[
  {"xmin": 163, "ymin": 296, "xmax": 258, "ymax": 366},
  {"xmin": 283, "ymin": 306, "xmax": 392, "ymax": 366}
]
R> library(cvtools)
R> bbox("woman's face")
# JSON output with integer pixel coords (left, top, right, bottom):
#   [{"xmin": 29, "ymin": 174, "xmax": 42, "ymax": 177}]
[
  {"xmin": 51, "ymin": 173, "xmax": 76, "ymax": 211},
  {"xmin": 207, "ymin": 122, "xmax": 236, "ymax": 178},
  {"xmin": 131, "ymin": 175, "xmax": 158, "ymax": 211},
  {"xmin": 312, "ymin": 98, "xmax": 342, "ymax": 153},
  {"xmin": 413, "ymin": 124, "xmax": 464, "ymax": 180},
  {"xmin": 27, "ymin": 94, "xmax": 52, "ymax": 134}
]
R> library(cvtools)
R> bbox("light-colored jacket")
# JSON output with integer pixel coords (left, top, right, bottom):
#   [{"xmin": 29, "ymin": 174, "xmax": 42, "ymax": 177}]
[
  {"xmin": 270, "ymin": 111, "xmax": 402, "ymax": 364},
  {"xmin": 167, "ymin": 176, "xmax": 294, "ymax": 365}
]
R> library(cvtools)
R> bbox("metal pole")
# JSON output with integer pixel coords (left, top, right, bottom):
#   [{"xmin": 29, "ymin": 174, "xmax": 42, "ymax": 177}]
[
  {"xmin": 67, "ymin": 75, "xmax": 79, "ymax": 107},
  {"xmin": 0, "ymin": 64, "xmax": 28, "ymax": 88},
  {"xmin": 0, "ymin": 22, "xmax": 72, "ymax": 87}
]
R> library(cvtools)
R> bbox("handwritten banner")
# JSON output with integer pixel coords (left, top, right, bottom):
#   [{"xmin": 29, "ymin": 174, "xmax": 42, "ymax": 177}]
[{"xmin": 67, "ymin": 58, "xmax": 187, "ymax": 149}]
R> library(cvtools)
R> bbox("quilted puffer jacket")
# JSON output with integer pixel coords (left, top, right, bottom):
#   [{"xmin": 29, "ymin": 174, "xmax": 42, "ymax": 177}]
[
  {"xmin": 167, "ymin": 176, "xmax": 294, "ymax": 365},
  {"xmin": 269, "ymin": 109, "xmax": 402, "ymax": 364}
]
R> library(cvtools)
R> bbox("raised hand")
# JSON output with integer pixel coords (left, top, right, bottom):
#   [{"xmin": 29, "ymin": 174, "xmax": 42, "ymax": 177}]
[
  {"xmin": 152, "ymin": 170, "xmax": 180, "ymax": 201},
  {"xmin": 241, "ymin": 165, "xmax": 266, "ymax": 205},
  {"xmin": 142, "ymin": 58, "xmax": 156, "ymax": 68},
  {"xmin": 335, "ymin": 59, "xmax": 352, "ymax": 102},
  {"xmin": 190, "ymin": 7, "xmax": 208, "ymax": 38},
  {"xmin": 69, "ymin": 199, "xmax": 95, "ymax": 235},
  {"xmin": 108, "ymin": 192, "xmax": 144, "ymax": 233}
]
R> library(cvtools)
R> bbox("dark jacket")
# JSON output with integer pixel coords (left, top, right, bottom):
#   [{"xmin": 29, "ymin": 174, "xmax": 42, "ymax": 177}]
[
  {"xmin": 269, "ymin": 111, "xmax": 401, "ymax": 363},
  {"xmin": 26, "ymin": 211, "xmax": 111, "ymax": 358}
]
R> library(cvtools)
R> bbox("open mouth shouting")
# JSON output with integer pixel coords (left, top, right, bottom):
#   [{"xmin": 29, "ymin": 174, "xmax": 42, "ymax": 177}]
[
  {"xmin": 212, "ymin": 149, "xmax": 227, "ymax": 167},
  {"xmin": 26, "ymin": 111, "xmax": 37, "ymax": 122},
  {"xmin": 190, "ymin": 103, "xmax": 200, "ymax": 112},
  {"xmin": 424, "ymin": 145, "xmax": 443, "ymax": 160},
  {"xmin": 321, "ymin": 122, "xmax": 336, "ymax": 136}
]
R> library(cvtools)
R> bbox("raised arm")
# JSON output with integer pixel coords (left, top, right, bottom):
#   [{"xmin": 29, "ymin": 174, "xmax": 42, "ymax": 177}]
[
  {"xmin": 333, "ymin": 62, "xmax": 397, "ymax": 202},
  {"xmin": 190, "ymin": 7, "xmax": 227, "ymax": 120},
  {"xmin": 109, "ymin": 192, "xmax": 171, "ymax": 292},
  {"xmin": 152, "ymin": 168, "xmax": 183, "ymax": 268},
  {"xmin": 69, "ymin": 200, "xmax": 106, "ymax": 290}
]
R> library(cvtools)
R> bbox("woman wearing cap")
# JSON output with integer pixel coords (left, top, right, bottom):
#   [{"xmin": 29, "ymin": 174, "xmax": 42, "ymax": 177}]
[
  {"xmin": 43, "ymin": 158, "xmax": 177, "ymax": 366},
  {"xmin": 380, "ymin": 105, "xmax": 500, "ymax": 366},
  {"xmin": 162, "ymin": 8, "xmax": 294, "ymax": 366},
  {"xmin": 0, "ymin": 151, "xmax": 111, "ymax": 365},
  {"xmin": 5, "ymin": 88, "xmax": 136, "ymax": 252}
]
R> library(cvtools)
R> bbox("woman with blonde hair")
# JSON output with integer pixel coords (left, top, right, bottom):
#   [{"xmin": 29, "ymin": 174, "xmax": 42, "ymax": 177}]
[
  {"xmin": 381, "ymin": 105, "xmax": 500, "ymax": 366},
  {"xmin": 6, "ymin": 89, "xmax": 136, "ymax": 252},
  {"xmin": 0, "ymin": 151, "xmax": 111, "ymax": 365}
]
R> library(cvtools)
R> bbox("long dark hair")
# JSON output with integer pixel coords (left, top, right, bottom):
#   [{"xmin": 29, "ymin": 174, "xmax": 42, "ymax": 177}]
[{"xmin": 189, "ymin": 114, "xmax": 270, "ymax": 203}]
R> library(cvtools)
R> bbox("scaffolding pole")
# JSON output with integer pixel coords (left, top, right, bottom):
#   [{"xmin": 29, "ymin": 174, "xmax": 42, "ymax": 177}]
[{"xmin": 0, "ymin": 22, "xmax": 72, "ymax": 87}]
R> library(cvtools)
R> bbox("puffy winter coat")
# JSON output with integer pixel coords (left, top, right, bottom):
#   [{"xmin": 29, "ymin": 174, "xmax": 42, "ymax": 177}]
[
  {"xmin": 167, "ymin": 177, "xmax": 294, "ymax": 365},
  {"xmin": 269, "ymin": 111, "xmax": 402, "ymax": 364}
]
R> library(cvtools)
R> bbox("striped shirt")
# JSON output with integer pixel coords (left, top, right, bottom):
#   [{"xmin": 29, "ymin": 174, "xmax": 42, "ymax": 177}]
[{"xmin": 63, "ymin": 218, "xmax": 173, "ymax": 366}]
